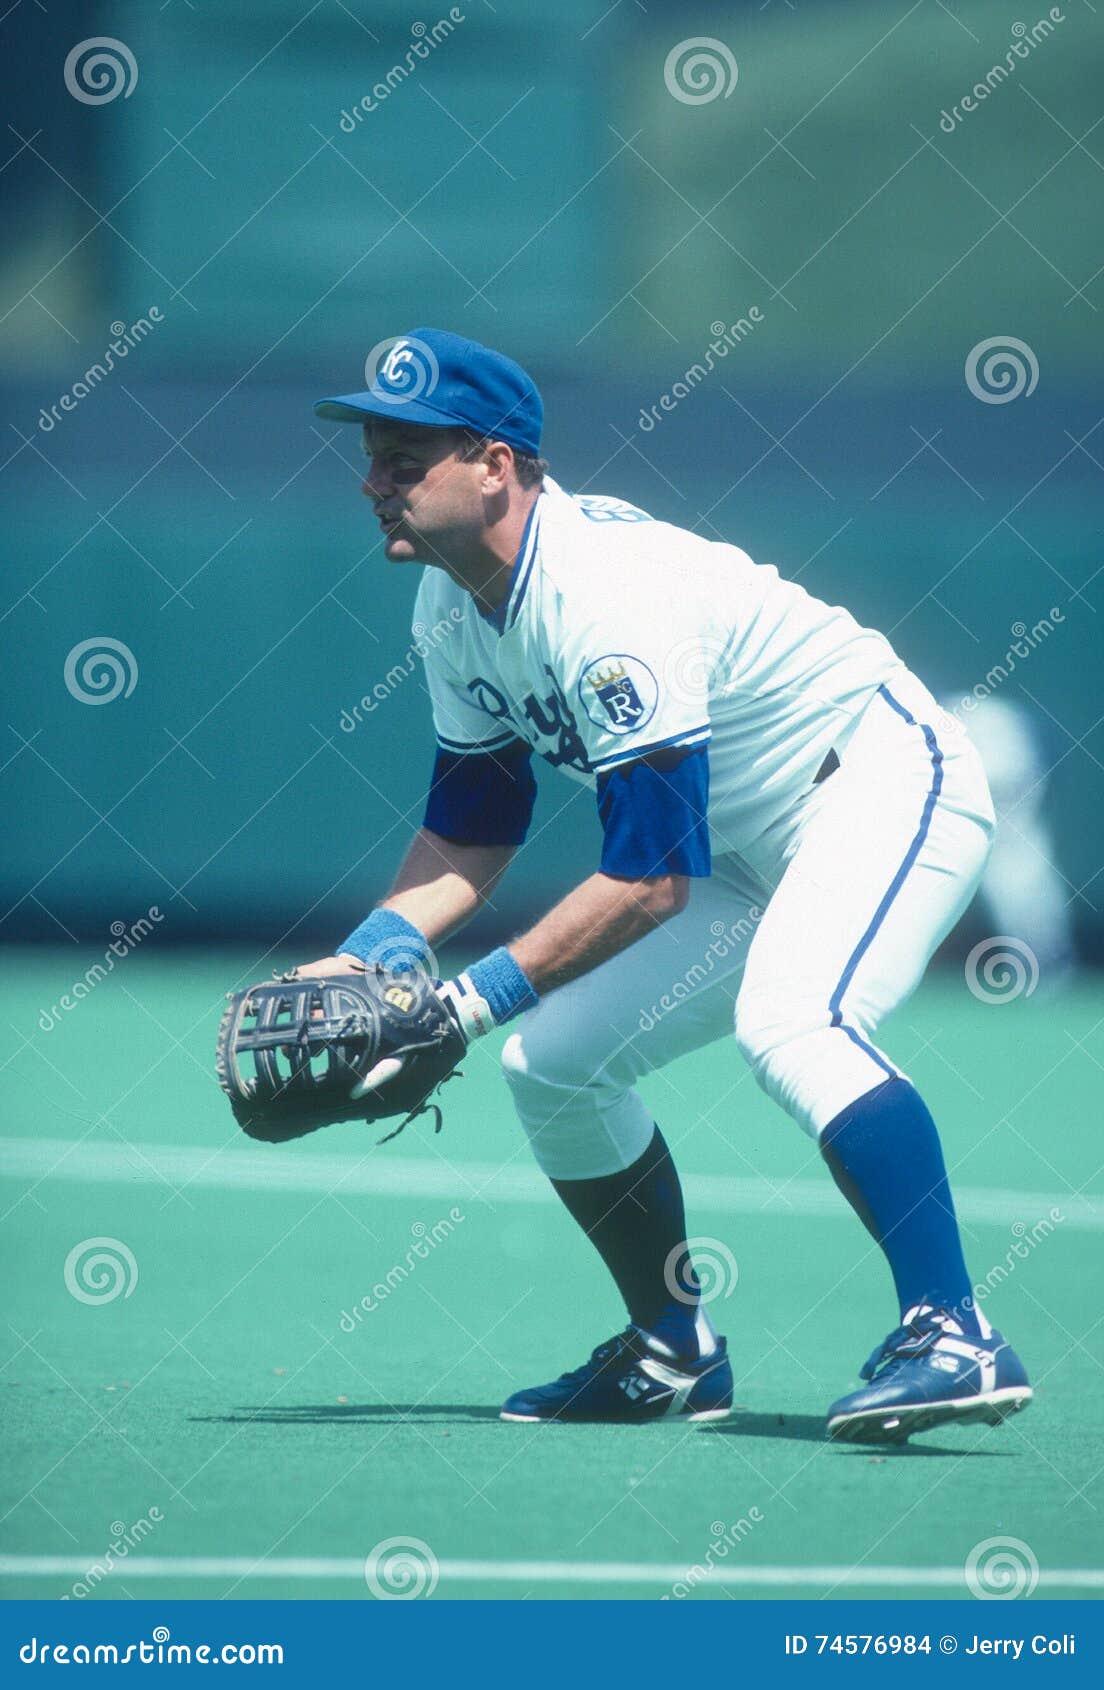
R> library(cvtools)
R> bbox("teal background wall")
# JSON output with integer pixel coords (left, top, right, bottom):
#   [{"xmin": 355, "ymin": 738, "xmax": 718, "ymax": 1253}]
[{"xmin": 4, "ymin": 0, "xmax": 1101, "ymax": 952}]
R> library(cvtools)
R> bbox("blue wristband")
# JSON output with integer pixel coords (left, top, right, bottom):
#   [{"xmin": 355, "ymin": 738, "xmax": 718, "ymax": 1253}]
[
  {"xmin": 466, "ymin": 946, "xmax": 538, "ymax": 1026},
  {"xmin": 338, "ymin": 908, "xmax": 433, "ymax": 972}
]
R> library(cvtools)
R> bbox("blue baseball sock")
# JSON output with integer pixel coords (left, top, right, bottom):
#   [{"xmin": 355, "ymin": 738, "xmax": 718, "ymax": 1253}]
[
  {"xmin": 820, "ymin": 1077, "xmax": 985, "ymax": 1337},
  {"xmin": 550, "ymin": 1126, "xmax": 718, "ymax": 1360}
]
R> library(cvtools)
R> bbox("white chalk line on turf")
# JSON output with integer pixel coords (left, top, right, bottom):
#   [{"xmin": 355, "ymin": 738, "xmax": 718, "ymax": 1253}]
[
  {"xmin": 2, "ymin": 1136, "xmax": 1101, "ymax": 1230},
  {"xmin": 3, "ymin": 1556, "xmax": 1103, "ymax": 1589}
]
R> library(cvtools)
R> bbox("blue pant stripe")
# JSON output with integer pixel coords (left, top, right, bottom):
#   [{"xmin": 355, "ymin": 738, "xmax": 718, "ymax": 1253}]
[
  {"xmin": 841, "ymin": 1022, "xmax": 899, "ymax": 1078},
  {"xmin": 828, "ymin": 685, "xmax": 945, "ymax": 1069}
]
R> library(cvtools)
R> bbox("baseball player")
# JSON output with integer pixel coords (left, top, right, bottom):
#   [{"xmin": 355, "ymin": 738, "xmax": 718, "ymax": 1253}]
[{"xmin": 291, "ymin": 327, "xmax": 1031, "ymax": 1442}]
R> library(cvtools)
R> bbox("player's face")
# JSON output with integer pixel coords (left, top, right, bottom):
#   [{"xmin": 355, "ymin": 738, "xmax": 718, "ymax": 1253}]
[{"xmin": 360, "ymin": 424, "xmax": 485, "ymax": 565}]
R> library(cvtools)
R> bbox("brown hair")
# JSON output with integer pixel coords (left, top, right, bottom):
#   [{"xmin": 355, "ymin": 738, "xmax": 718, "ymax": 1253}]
[{"xmin": 455, "ymin": 428, "xmax": 548, "ymax": 490}]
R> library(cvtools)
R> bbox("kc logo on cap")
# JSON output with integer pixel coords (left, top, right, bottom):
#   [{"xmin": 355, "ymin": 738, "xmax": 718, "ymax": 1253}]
[
  {"xmin": 369, "ymin": 336, "xmax": 441, "ymax": 404},
  {"xmin": 314, "ymin": 326, "xmax": 544, "ymax": 457}
]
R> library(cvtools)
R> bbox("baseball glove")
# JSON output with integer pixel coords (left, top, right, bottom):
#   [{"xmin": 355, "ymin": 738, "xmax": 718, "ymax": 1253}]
[{"xmin": 216, "ymin": 970, "xmax": 466, "ymax": 1144}]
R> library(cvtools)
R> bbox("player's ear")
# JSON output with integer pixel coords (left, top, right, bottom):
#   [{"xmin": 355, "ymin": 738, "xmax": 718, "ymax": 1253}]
[{"xmin": 480, "ymin": 439, "xmax": 514, "ymax": 496}]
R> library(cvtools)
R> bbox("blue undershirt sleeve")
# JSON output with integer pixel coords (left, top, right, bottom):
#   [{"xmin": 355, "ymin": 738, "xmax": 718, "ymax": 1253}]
[
  {"xmin": 423, "ymin": 739, "xmax": 537, "ymax": 847},
  {"xmin": 596, "ymin": 742, "xmax": 711, "ymax": 878}
]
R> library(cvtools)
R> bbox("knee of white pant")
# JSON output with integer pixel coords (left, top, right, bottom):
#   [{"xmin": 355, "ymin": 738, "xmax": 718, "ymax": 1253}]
[
  {"xmin": 500, "ymin": 1018, "xmax": 596, "ymax": 1096},
  {"xmin": 499, "ymin": 1025, "xmax": 655, "ymax": 1180},
  {"xmin": 733, "ymin": 984, "xmax": 825, "ymax": 1075},
  {"xmin": 733, "ymin": 986, "xmax": 902, "ymax": 1137},
  {"xmin": 731, "ymin": 991, "xmax": 761, "ymax": 1071}
]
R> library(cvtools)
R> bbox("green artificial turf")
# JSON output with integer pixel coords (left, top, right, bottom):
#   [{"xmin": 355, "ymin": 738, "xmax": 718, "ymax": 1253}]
[{"xmin": 2, "ymin": 950, "xmax": 1101, "ymax": 1600}]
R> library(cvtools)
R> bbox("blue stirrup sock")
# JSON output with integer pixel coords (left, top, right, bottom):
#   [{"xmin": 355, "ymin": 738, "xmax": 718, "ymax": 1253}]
[{"xmin": 820, "ymin": 1077, "xmax": 986, "ymax": 1337}]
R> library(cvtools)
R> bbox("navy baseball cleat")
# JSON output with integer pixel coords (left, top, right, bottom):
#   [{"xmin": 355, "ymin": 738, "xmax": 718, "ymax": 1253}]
[
  {"xmin": 827, "ymin": 1306, "xmax": 1032, "ymax": 1444},
  {"xmin": 500, "ymin": 1327, "xmax": 733, "ymax": 1424}
]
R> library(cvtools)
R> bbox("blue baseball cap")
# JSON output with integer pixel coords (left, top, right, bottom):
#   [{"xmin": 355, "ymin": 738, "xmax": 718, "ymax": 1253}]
[{"xmin": 314, "ymin": 327, "xmax": 543, "ymax": 456}]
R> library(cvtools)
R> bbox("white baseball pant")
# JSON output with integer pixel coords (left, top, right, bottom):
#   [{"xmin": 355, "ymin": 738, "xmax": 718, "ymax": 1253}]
[{"xmin": 501, "ymin": 672, "xmax": 995, "ymax": 1179}]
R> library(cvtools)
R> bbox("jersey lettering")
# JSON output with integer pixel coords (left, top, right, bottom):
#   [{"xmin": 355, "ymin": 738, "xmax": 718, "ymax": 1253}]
[
  {"xmin": 573, "ymin": 494, "xmax": 654, "ymax": 524},
  {"xmin": 520, "ymin": 666, "xmax": 589, "ymax": 771},
  {"xmin": 467, "ymin": 676, "xmax": 513, "ymax": 719}
]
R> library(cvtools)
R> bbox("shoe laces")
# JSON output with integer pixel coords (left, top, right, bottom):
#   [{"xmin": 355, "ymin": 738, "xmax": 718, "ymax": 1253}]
[
  {"xmin": 860, "ymin": 1307, "xmax": 953, "ymax": 1382},
  {"xmin": 558, "ymin": 1327, "xmax": 638, "ymax": 1385}
]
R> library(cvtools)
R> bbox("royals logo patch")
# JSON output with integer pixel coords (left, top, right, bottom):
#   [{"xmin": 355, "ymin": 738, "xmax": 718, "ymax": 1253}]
[{"xmin": 579, "ymin": 654, "xmax": 659, "ymax": 735}]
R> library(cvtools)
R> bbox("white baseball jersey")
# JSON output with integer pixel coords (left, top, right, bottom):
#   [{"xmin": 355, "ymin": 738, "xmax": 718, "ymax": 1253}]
[{"xmin": 414, "ymin": 477, "xmax": 906, "ymax": 857}]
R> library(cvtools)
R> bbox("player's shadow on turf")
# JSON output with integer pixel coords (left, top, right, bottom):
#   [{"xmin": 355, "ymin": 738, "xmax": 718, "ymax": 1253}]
[
  {"xmin": 192, "ymin": 1406, "xmax": 1011, "ymax": 1450},
  {"xmin": 699, "ymin": 1412, "xmax": 825, "ymax": 1443},
  {"xmin": 193, "ymin": 1403, "xmax": 503, "ymax": 1426},
  {"xmin": 701, "ymin": 1413, "xmax": 1009, "ymax": 1456}
]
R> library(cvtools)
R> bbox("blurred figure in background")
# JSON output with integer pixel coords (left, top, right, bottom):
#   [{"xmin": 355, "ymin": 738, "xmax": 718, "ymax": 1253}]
[{"xmin": 945, "ymin": 692, "xmax": 1078, "ymax": 989}]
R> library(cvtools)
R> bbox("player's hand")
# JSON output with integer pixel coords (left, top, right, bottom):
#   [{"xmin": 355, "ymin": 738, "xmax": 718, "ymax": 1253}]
[{"xmin": 289, "ymin": 954, "xmax": 365, "ymax": 979}]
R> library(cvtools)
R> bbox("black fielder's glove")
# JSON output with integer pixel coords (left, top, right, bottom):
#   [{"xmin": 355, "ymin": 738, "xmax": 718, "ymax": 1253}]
[{"xmin": 216, "ymin": 969, "xmax": 466, "ymax": 1145}]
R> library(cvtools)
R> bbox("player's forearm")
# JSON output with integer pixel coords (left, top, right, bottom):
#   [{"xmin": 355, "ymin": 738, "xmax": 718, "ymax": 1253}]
[
  {"xmin": 433, "ymin": 871, "xmax": 686, "ymax": 1043},
  {"xmin": 381, "ymin": 827, "xmax": 515, "ymax": 945},
  {"xmin": 508, "ymin": 871, "xmax": 688, "ymax": 997}
]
